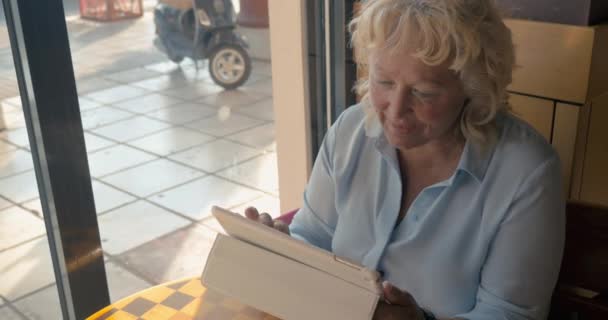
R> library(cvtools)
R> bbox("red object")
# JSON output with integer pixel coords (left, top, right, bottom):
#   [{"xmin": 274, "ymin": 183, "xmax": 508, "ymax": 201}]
[
  {"xmin": 79, "ymin": 0, "xmax": 143, "ymax": 21},
  {"xmin": 237, "ymin": 0, "xmax": 269, "ymax": 28},
  {"xmin": 275, "ymin": 209, "xmax": 298, "ymax": 225}
]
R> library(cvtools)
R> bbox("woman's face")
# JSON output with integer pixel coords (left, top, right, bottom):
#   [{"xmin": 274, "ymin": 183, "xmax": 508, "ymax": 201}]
[{"xmin": 368, "ymin": 49, "xmax": 467, "ymax": 150}]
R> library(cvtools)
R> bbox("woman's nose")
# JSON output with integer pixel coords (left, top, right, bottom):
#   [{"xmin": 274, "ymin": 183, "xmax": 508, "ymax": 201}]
[{"xmin": 388, "ymin": 89, "xmax": 413, "ymax": 117}]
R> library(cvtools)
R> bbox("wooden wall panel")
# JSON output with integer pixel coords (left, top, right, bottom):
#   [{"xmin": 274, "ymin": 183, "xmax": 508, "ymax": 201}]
[{"xmin": 506, "ymin": 19, "xmax": 594, "ymax": 104}]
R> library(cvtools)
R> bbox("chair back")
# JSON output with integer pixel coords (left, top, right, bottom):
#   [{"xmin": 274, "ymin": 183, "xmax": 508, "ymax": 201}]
[
  {"xmin": 549, "ymin": 202, "xmax": 608, "ymax": 319},
  {"xmin": 276, "ymin": 209, "xmax": 298, "ymax": 225}
]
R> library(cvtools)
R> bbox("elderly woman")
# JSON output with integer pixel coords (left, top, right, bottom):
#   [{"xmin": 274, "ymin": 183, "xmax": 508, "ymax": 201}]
[{"xmin": 246, "ymin": 0, "xmax": 565, "ymax": 319}]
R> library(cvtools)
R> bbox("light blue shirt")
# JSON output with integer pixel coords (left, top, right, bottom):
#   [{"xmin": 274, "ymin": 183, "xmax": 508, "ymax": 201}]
[{"xmin": 289, "ymin": 104, "xmax": 565, "ymax": 319}]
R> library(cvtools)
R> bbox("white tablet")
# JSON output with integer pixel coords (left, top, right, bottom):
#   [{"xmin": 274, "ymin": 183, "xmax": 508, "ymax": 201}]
[{"xmin": 211, "ymin": 206, "xmax": 382, "ymax": 294}]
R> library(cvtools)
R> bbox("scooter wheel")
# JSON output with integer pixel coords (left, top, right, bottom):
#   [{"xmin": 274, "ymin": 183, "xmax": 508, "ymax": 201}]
[{"xmin": 208, "ymin": 44, "xmax": 251, "ymax": 90}]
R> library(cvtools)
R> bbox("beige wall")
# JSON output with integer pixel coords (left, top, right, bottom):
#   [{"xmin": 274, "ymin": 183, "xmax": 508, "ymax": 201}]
[{"xmin": 268, "ymin": 0, "xmax": 312, "ymax": 212}]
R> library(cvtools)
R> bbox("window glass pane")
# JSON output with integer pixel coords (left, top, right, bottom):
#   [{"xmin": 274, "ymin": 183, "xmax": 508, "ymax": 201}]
[
  {"xmin": 1, "ymin": 0, "xmax": 278, "ymax": 317},
  {"xmin": 71, "ymin": 0, "xmax": 277, "ymax": 302}
]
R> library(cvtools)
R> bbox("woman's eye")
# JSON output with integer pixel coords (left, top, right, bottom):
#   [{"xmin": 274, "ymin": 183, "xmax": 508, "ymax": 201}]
[
  {"xmin": 412, "ymin": 88, "xmax": 438, "ymax": 99},
  {"xmin": 376, "ymin": 80, "xmax": 394, "ymax": 87}
]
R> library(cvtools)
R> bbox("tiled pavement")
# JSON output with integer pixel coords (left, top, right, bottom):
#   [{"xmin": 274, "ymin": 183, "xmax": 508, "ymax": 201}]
[{"xmin": 0, "ymin": 6, "xmax": 280, "ymax": 320}]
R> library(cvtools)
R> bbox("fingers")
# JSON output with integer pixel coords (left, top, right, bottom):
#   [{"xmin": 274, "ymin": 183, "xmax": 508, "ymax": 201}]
[
  {"xmin": 244, "ymin": 207, "xmax": 289, "ymax": 234},
  {"xmin": 378, "ymin": 282, "xmax": 423, "ymax": 319},
  {"xmin": 244, "ymin": 207, "xmax": 271, "ymax": 227},
  {"xmin": 244, "ymin": 207, "xmax": 259, "ymax": 220},
  {"xmin": 273, "ymin": 220, "xmax": 290, "ymax": 235},
  {"xmin": 244, "ymin": 207, "xmax": 271, "ymax": 226},
  {"xmin": 372, "ymin": 302, "xmax": 391, "ymax": 320},
  {"xmin": 258, "ymin": 212, "xmax": 273, "ymax": 226},
  {"xmin": 382, "ymin": 281, "xmax": 414, "ymax": 306},
  {"xmin": 372, "ymin": 302, "xmax": 410, "ymax": 320}
]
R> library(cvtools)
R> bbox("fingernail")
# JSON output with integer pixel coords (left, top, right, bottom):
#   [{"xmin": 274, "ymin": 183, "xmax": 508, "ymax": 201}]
[{"xmin": 382, "ymin": 281, "xmax": 391, "ymax": 290}]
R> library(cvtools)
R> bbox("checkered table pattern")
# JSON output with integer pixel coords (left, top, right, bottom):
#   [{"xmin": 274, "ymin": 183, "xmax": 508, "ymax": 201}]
[{"xmin": 87, "ymin": 277, "xmax": 280, "ymax": 320}]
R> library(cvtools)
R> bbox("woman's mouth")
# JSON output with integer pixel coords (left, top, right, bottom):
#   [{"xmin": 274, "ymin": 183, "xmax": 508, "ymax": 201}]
[{"xmin": 386, "ymin": 121, "xmax": 415, "ymax": 135}]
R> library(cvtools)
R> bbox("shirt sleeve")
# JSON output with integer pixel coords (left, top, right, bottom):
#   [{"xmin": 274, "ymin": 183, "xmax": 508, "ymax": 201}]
[
  {"xmin": 288, "ymin": 113, "xmax": 344, "ymax": 251},
  {"xmin": 453, "ymin": 155, "xmax": 566, "ymax": 320}
]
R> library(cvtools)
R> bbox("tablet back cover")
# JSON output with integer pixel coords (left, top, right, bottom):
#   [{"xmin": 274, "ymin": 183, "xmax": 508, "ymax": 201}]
[
  {"xmin": 202, "ymin": 234, "xmax": 379, "ymax": 320},
  {"xmin": 212, "ymin": 206, "xmax": 380, "ymax": 292}
]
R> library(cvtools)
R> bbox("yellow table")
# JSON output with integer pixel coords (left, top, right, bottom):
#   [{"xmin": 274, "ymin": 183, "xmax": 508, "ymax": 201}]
[{"xmin": 87, "ymin": 277, "xmax": 279, "ymax": 319}]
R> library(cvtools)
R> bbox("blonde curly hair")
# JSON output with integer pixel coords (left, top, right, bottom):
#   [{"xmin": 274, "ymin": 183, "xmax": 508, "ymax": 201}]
[{"xmin": 349, "ymin": 0, "xmax": 515, "ymax": 146}]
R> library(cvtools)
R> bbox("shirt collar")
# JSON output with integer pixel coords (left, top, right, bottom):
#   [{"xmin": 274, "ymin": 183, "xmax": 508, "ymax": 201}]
[
  {"xmin": 455, "ymin": 140, "xmax": 491, "ymax": 183},
  {"xmin": 365, "ymin": 110, "xmax": 492, "ymax": 184}
]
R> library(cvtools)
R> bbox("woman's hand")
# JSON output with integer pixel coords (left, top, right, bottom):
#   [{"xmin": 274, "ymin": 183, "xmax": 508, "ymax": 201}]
[
  {"xmin": 244, "ymin": 206, "xmax": 290, "ymax": 235},
  {"xmin": 373, "ymin": 282, "xmax": 425, "ymax": 320}
]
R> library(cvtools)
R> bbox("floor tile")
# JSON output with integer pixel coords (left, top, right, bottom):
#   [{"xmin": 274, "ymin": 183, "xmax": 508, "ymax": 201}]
[
  {"xmin": 21, "ymin": 199, "xmax": 42, "ymax": 218},
  {"xmin": 127, "ymin": 127, "xmax": 214, "ymax": 156},
  {"xmin": 0, "ymin": 149, "xmax": 33, "ymax": 178},
  {"xmin": 169, "ymin": 139, "xmax": 260, "ymax": 173},
  {"xmin": 91, "ymin": 116, "xmax": 172, "ymax": 142},
  {"xmin": 199, "ymin": 216, "xmax": 225, "ymax": 235},
  {"xmin": 84, "ymin": 133, "xmax": 115, "ymax": 153},
  {"xmin": 0, "ymin": 306, "xmax": 22, "ymax": 320},
  {"xmin": 77, "ymin": 77, "xmax": 121, "ymax": 95},
  {"xmin": 232, "ymin": 97, "xmax": 274, "ymax": 121},
  {"xmin": 78, "ymin": 97, "xmax": 103, "ymax": 111},
  {"xmin": 145, "ymin": 102, "xmax": 217, "ymax": 125},
  {"xmin": 0, "ymin": 140, "xmax": 17, "ymax": 154},
  {"xmin": 112, "ymin": 93, "xmax": 184, "ymax": 114},
  {"xmin": 13, "ymin": 284, "xmax": 62, "ymax": 320},
  {"xmin": 160, "ymin": 81, "xmax": 224, "ymax": 101},
  {"xmin": 225, "ymin": 123, "xmax": 275, "ymax": 151},
  {"xmin": 118, "ymin": 223, "xmax": 216, "ymax": 284},
  {"xmin": 1, "ymin": 95, "xmax": 22, "ymax": 109},
  {"xmin": 197, "ymin": 89, "xmax": 268, "ymax": 108},
  {"xmin": 88, "ymin": 145, "xmax": 157, "ymax": 177},
  {"xmin": 0, "ymin": 197, "xmax": 11, "ymax": 210},
  {"xmin": 143, "ymin": 61, "xmax": 183, "ymax": 74},
  {"xmin": 24, "ymin": 180, "xmax": 137, "ymax": 217},
  {"xmin": 105, "ymin": 261, "xmax": 153, "ymax": 302},
  {"xmin": 130, "ymin": 74, "xmax": 191, "ymax": 91},
  {"xmin": 185, "ymin": 112, "xmax": 265, "ymax": 137},
  {"xmin": 216, "ymin": 153, "xmax": 278, "ymax": 195},
  {"xmin": 102, "ymin": 159, "xmax": 204, "ymax": 197},
  {"xmin": 84, "ymin": 85, "xmax": 150, "ymax": 104},
  {"xmin": 80, "ymin": 106, "xmax": 135, "ymax": 130},
  {"xmin": 0, "ymin": 237, "xmax": 55, "ymax": 300},
  {"xmin": 241, "ymin": 78, "xmax": 273, "ymax": 95},
  {"xmin": 103, "ymin": 68, "xmax": 161, "ymax": 84},
  {"xmin": 241, "ymin": 72, "xmax": 269, "ymax": 85},
  {"xmin": 0, "ymin": 171, "xmax": 39, "ymax": 203},
  {"xmin": 1, "ymin": 110, "xmax": 26, "ymax": 130},
  {"xmin": 175, "ymin": 64, "xmax": 213, "ymax": 82},
  {"xmin": 98, "ymin": 200, "xmax": 190, "ymax": 255},
  {"xmin": 252, "ymin": 61, "xmax": 273, "ymax": 77},
  {"xmin": 0, "ymin": 127, "xmax": 29, "ymax": 148},
  {"xmin": 91, "ymin": 180, "xmax": 138, "ymax": 214},
  {"xmin": 0, "ymin": 206, "xmax": 45, "ymax": 251},
  {"xmin": 149, "ymin": 175, "xmax": 261, "ymax": 220}
]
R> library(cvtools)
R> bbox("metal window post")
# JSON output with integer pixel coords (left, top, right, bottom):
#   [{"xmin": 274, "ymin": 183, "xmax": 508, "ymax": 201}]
[
  {"xmin": 2, "ymin": 0, "xmax": 110, "ymax": 318},
  {"xmin": 307, "ymin": 0, "xmax": 357, "ymax": 160}
]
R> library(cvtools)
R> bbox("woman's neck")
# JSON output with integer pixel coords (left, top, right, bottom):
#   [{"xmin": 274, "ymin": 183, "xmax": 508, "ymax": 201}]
[{"xmin": 397, "ymin": 132, "xmax": 465, "ymax": 175}]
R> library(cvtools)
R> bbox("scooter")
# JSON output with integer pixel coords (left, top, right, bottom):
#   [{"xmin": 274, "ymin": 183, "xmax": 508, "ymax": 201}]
[{"xmin": 154, "ymin": 0, "xmax": 252, "ymax": 89}]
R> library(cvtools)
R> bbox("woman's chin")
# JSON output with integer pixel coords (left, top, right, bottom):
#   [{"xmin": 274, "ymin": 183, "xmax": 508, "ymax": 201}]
[{"xmin": 386, "ymin": 134, "xmax": 426, "ymax": 150}]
